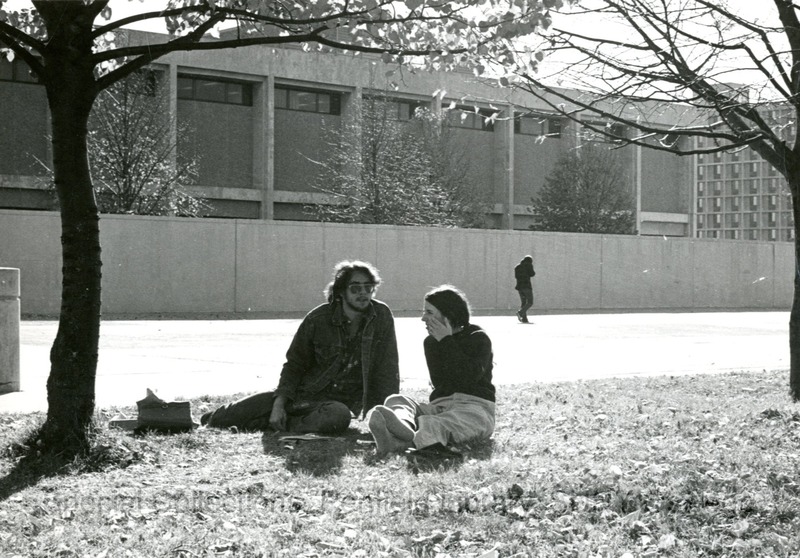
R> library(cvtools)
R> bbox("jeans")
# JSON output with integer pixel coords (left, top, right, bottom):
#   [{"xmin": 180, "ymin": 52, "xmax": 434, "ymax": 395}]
[
  {"xmin": 383, "ymin": 393, "xmax": 495, "ymax": 449},
  {"xmin": 517, "ymin": 288, "xmax": 533, "ymax": 320},
  {"xmin": 205, "ymin": 391, "xmax": 352, "ymax": 433}
]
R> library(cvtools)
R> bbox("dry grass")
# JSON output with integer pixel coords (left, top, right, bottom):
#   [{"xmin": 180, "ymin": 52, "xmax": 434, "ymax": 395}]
[{"xmin": 2, "ymin": 370, "xmax": 800, "ymax": 557}]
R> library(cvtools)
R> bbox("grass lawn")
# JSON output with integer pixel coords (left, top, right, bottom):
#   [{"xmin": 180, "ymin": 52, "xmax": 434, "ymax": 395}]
[{"xmin": 2, "ymin": 370, "xmax": 800, "ymax": 557}]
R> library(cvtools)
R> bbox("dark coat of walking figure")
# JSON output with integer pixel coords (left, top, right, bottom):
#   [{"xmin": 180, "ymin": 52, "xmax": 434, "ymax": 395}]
[
  {"xmin": 367, "ymin": 285, "xmax": 495, "ymax": 456},
  {"xmin": 201, "ymin": 260, "xmax": 399, "ymax": 434},
  {"xmin": 514, "ymin": 255, "xmax": 535, "ymax": 323}
]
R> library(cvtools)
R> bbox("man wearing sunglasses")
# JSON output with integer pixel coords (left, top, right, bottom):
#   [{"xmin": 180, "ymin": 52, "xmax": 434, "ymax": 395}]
[{"xmin": 202, "ymin": 260, "xmax": 399, "ymax": 435}]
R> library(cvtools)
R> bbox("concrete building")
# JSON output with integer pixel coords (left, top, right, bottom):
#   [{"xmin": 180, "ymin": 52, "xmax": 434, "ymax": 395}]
[{"xmin": 0, "ymin": 30, "xmax": 777, "ymax": 239}]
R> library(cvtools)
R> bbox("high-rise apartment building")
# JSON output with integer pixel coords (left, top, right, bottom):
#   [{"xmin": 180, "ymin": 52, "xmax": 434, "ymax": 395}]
[{"xmin": 693, "ymin": 106, "xmax": 795, "ymax": 242}]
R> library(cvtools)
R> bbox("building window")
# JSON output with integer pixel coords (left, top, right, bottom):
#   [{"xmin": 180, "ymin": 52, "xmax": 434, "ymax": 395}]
[
  {"xmin": 730, "ymin": 164, "xmax": 740, "ymax": 178},
  {"xmin": 274, "ymin": 86, "xmax": 341, "ymax": 114},
  {"xmin": 698, "ymin": 166, "xmax": 705, "ymax": 180},
  {"xmin": 178, "ymin": 75, "xmax": 253, "ymax": 106},
  {"xmin": 0, "ymin": 55, "xmax": 41, "ymax": 84},
  {"xmin": 698, "ymin": 182, "xmax": 705, "ymax": 194},
  {"xmin": 515, "ymin": 114, "xmax": 562, "ymax": 138},
  {"xmin": 750, "ymin": 230, "xmax": 758, "ymax": 240},
  {"xmin": 749, "ymin": 161, "xmax": 760, "ymax": 177},
  {"xmin": 581, "ymin": 120, "xmax": 626, "ymax": 143},
  {"xmin": 731, "ymin": 150, "xmax": 741, "ymax": 161},
  {"xmin": 697, "ymin": 198, "xmax": 704, "ymax": 212},
  {"xmin": 713, "ymin": 165, "xmax": 722, "ymax": 179},
  {"xmin": 448, "ymin": 106, "xmax": 498, "ymax": 132},
  {"xmin": 731, "ymin": 180, "xmax": 740, "ymax": 195},
  {"xmin": 364, "ymin": 96, "xmax": 424, "ymax": 121}
]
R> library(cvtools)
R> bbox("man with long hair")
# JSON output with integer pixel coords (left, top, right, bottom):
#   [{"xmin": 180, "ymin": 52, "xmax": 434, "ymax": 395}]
[{"xmin": 202, "ymin": 260, "xmax": 399, "ymax": 434}]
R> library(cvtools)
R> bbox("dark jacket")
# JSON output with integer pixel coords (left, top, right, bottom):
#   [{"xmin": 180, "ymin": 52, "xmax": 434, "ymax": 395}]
[
  {"xmin": 424, "ymin": 324, "xmax": 495, "ymax": 403},
  {"xmin": 514, "ymin": 260, "xmax": 535, "ymax": 291},
  {"xmin": 275, "ymin": 299, "xmax": 400, "ymax": 416}
]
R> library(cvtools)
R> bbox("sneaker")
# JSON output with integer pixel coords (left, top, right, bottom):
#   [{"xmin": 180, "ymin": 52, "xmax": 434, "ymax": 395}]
[
  {"xmin": 516, "ymin": 311, "xmax": 524, "ymax": 323},
  {"xmin": 368, "ymin": 411, "xmax": 411, "ymax": 456},
  {"xmin": 373, "ymin": 405, "xmax": 414, "ymax": 442}
]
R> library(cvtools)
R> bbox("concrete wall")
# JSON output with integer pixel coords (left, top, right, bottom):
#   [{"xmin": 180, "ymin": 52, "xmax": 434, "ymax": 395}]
[{"xmin": 0, "ymin": 210, "xmax": 792, "ymax": 317}]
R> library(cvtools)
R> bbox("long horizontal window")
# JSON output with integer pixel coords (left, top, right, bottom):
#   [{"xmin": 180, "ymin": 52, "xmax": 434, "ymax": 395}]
[
  {"xmin": 363, "ymin": 96, "xmax": 426, "ymax": 121},
  {"xmin": 447, "ymin": 106, "xmax": 497, "ymax": 132},
  {"xmin": 515, "ymin": 114, "xmax": 562, "ymax": 138},
  {"xmin": 178, "ymin": 75, "xmax": 253, "ymax": 106},
  {"xmin": 275, "ymin": 86, "xmax": 341, "ymax": 115},
  {"xmin": 581, "ymin": 120, "xmax": 626, "ymax": 143}
]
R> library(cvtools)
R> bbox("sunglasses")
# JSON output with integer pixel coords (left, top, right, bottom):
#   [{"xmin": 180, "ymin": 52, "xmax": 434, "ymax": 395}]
[{"xmin": 347, "ymin": 283, "xmax": 376, "ymax": 294}]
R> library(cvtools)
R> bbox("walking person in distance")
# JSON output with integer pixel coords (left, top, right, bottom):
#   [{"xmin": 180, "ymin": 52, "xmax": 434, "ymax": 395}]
[{"xmin": 514, "ymin": 255, "xmax": 535, "ymax": 323}]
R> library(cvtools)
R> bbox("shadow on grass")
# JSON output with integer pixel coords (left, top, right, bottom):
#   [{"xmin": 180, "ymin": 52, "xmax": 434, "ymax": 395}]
[
  {"xmin": 0, "ymin": 451, "xmax": 69, "ymax": 503},
  {"xmin": 402, "ymin": 438, "xmax": 495, "ymax": 475},
  {"xmin": 258, "ymin": 426, "xmax": 496, "ymax": 477},
  {"xmin": 261, "ymin": 428, "xmax": 494, "ymax": 477},
  {"xmin": 0, "ymin": 419, "xmax": 142, "ymax": 503},
  {"xmin": 261, "ymin": 428, "xmax": 375, "ymax": 477}
]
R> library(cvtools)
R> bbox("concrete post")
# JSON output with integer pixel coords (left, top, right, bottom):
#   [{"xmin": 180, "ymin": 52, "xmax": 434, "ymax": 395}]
[{"xmin": 0, "ymin": 267, "xmax": 20, "ymax": 394}]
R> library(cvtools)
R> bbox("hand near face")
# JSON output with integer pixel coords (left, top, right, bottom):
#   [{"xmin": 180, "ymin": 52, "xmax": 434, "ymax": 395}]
[{"xmin": 426, "ymin": 316, "xmax": 453, "ymax": 341}]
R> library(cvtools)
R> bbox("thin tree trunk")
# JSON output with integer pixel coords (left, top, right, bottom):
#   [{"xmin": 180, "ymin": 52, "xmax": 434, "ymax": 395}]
[
  {"xmin": 36, "ymin": 2, "xmax": 102, "ymax": 451},
  {"xmin": 791, "ymin": 186, "xmax": 800, "ymax": 400}
]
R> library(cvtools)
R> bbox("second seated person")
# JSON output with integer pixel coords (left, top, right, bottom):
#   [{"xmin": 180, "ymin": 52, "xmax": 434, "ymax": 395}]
[
  {"xmin": 368, "ymin": 285, "xmax": 496, "ymax": 456},
  {"xmin": 202, "ymin": 260, "xmax": 399, "ymax": 434}
]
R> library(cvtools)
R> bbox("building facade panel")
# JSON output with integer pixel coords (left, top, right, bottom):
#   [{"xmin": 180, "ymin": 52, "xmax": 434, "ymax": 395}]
[
  {"xmin": 640, "ymin": 148, "xmax": 690, "ymax": 214},
  {"xmin": 513, "ymin": 128, "xmax": 567, "ymax": 207},
  {"xmin": 177, "ymin": 99, "xmax": 254, "ymax": 191},
  {"xmin": 0, "ymin": 82, "xmax": 49, "ymax": 178}
]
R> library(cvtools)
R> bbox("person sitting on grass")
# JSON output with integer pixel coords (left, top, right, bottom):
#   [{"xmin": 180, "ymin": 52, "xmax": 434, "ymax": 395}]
[
  {"xmin": 202, "ymin": 260, "xmax": 399, "ymax": 434},
  {"xmin": 368, "ymin": 285, "xmax": 495, "ymax": 456}
]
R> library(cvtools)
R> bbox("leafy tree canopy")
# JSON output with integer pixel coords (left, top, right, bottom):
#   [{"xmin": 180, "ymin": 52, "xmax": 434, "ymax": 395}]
[
  {"xmin": 530, "ymin": 142, "xmax": 635, "ymax": 234},
  {"xmin": 310, "ymin": 101, "xmax": 491, "ymax": 228}
]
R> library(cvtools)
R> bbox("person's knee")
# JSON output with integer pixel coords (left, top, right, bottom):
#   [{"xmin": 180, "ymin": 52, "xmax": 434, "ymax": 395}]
[
  {"xmin": 384, "ymin": 394, "xmax": 406, "ymax": 407},
  {"xmin": 320, "ymin": 402, "xmax": 352, "ymax": 433}
]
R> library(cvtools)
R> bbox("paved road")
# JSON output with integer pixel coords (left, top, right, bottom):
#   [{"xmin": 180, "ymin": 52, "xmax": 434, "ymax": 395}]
[{"xmin": 0, "ymin": 311, "xmax": 790, "ymax": 413}]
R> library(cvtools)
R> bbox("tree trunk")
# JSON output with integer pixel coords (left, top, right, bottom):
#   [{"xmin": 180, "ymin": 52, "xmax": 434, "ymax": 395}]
[
  {"xmin": 791, "ymin": 185, "xmax": 800, "ymax": 400},
  {"xmin": 35, "ymin": 4, "xmax": 102, "ymax": 452}
]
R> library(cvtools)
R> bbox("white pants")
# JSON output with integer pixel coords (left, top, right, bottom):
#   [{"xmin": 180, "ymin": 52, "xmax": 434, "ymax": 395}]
[{"xmin": 383, "ymin": 392, "xmax": 495, "ymax": 449}]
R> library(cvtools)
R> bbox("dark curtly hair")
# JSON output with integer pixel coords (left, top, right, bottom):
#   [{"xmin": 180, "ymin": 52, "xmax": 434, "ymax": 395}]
[
  {"xmin": 325, "ymin": 260, "xmax": 382, "ymax": 303},
  {"xmin": 424, "ymin": 284, "xmax": 471, "ymax": 329}
]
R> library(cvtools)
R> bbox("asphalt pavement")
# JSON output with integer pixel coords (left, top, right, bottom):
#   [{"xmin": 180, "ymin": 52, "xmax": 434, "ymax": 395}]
[{"xmin": 0, "ymin": 311, "xmax": 790, "ymax": 413}]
